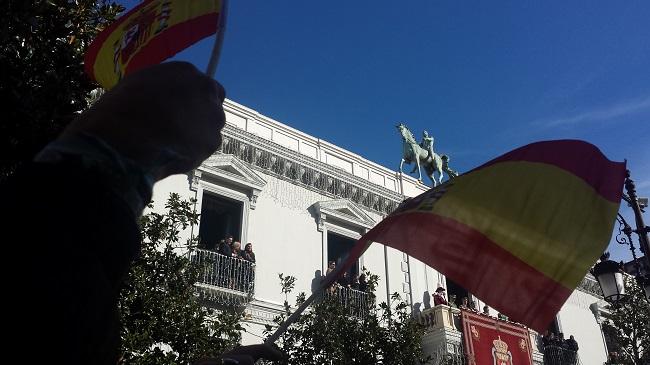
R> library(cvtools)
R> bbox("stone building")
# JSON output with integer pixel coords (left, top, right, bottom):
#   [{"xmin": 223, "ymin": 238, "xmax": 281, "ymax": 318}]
[{"xmin": 151, "ymin": 99, "xmax": 609, "ymax": 364}]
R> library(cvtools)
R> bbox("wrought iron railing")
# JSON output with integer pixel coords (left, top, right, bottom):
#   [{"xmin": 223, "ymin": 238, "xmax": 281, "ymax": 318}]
[
  {"xmin": 542, "ymin": 345, "xmax": 581, "ymax": 365},
  {"xmin": 190, "ymin": 249, "xmax": 255, "ymax": 306},
  {"xmin": 324, "ymin": 285, "xmax": 372, "ymax": 319}
]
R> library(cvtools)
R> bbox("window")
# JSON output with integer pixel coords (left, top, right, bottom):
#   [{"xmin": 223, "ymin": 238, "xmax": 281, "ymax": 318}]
[
  {"xmin": 445, "ymin": 277, "xmax": 469, "ymax": 307},
  {"xmin": 327, "ymin": 232, "xmax": 359, "ymax": 278},
  {"xmin": 198, "ymin": 192, "xmax": 243, "ymax": 250}
]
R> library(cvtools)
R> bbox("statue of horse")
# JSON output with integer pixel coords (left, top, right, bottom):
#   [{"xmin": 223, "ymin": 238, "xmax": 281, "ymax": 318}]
[{"xmin": 396, "ymin": 123, "xmax": 445, "ymax": 186}]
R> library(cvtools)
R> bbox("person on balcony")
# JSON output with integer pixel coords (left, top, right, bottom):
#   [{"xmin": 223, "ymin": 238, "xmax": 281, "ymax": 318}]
[
  {"xmin": 350, "ymin": 274, "xmax": 360, "ymax": 290},
  {"xmin": 231, "ymin": 241, "xmax": 242, "ymax": 259},
  {"xmin": 325, "ymin": 261, "xmax": 337, "ymax": 295},
  {"xmin": 433, "ymin": 287, "xmax": 448, "ymax": 306},
  {"xmin": 218, "ymin": 239, "xmax": 232, "ymax": 257},
  {"xmin": 242, "ymin": 243, "xmax": 256, "ymax": 263},
  {"xmin": 241, "ymin": 243, "xmax": 256, "ymax": 292},
  {"xmin": 460, "ymin": 296, "xmax": 469, "ymax": 309},
  {"xmin": 469, "ymin": 299, "xmax": 478, "ymax": 312},
  {"xmin": 566, "ymin": 335, "xmax": 579, "ymax": 364},
  {"xmin": 337, "ymin": 271, "xmax": 351, "ymax": 288},
  {"xmin": 230, "ymin": 241, "xmax": 243, "ymax": 290},
  {"xmin": 448, "ymin": 294, "xmax": 458, "ymax": 308},
  {"xmin": 482, "ymin": 305, "xmax": 490, "ymax": 316},
  {"xmin": 358, "ymin": 274, "xmax": 368, "ymax": 292}
]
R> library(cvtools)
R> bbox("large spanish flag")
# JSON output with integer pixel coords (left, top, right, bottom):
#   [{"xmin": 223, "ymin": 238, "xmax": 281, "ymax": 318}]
[
  {"xmin": 85, "ymin": 0, "xmax": 225, "ymax": 89},
  {"xmin": 344, "ymin": 140, "xmax": 626, "ymax": 331}
]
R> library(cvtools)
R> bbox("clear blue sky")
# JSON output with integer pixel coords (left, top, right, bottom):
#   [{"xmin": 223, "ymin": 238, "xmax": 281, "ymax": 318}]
[{"xmin": 122, "ymin": 1, "xmax": 649, "ymax": 261}]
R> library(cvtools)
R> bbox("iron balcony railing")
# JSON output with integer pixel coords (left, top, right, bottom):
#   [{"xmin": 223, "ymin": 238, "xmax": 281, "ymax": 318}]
[
  {"xmin": 324, "ymin": 285, "xmax": 372, "ymax": 319},
  {"xmin": 542, "ymin": 345, "xmax": 581, "ymax": 365},
  {"xmin": 190, "ymin": 249, "xmax": 256, "ymax": 306}
]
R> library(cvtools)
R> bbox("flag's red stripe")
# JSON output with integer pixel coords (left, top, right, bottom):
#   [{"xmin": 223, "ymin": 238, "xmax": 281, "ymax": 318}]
[
  {"xmin": 470, "ymin": 140, "xmax": 626, "ymax": 203},
  {"xmin": 360, "ymin": 212, "xmax": 572, "ymax": 332},
  {"xmin": 84, "ymin": 0, "xmax": 157, "ymax": 78},
  {"xmin": 124, "ymin": 13, "xmax": 218, "ymax": 76}
]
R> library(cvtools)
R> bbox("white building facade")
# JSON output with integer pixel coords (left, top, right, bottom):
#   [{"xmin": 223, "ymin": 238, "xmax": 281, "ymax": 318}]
[{"xmin": 152, "ymin": 99, "xmax": 609, "ymax": 364}]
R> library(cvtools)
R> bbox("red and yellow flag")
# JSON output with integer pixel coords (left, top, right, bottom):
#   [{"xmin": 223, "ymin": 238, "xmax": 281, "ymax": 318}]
[
  {"xmin": 85, "ymin": 0, "xmax": 224, "ymax": 89},
  {"xmin": 342, "ymin": 140, "xmax": 626, "ymax": 331}
]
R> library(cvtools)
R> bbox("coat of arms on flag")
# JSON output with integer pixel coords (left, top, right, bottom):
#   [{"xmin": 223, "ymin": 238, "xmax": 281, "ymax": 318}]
[{"xmin": 85, "ymin": 0, "xmax": 225, "ymax": 89}]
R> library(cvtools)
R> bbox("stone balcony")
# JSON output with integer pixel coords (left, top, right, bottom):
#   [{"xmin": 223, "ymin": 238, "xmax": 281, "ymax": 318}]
[{"xmin": 417, "ymin": 305, "xmax": 465, "ymax": 364}]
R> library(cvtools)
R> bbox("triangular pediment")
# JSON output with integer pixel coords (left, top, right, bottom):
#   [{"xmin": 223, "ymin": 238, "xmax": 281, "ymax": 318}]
[
  {"xmin": 199, "ymin": 154, "xmax": 266, "ymax": 190},
  {"xmin": 316, "ymin": 199, "xmax": 375, "ymax": 229}
]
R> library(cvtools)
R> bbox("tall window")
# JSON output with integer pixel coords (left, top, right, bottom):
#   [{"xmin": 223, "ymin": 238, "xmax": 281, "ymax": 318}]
[
  {"xmin": 198, "ymin": 192, "xmax": 243, "ymax": 250},
  {"xmin": 445, "ymin": 277, "xmax": 469, "ymax": 307},
  {"xmin": 327, "ymin": 232, "xmax": 359, "ymax": 277}
]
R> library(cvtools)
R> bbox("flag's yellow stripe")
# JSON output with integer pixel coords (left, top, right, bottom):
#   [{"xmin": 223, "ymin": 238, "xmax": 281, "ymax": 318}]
[{"xmin": 429, "ymin": 161, "xmax": 619, "ymax": 289}]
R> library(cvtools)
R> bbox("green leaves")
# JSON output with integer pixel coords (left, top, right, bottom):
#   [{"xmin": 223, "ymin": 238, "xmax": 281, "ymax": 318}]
[
  {"xmin": 120, "ymin": 194, "xmax": 242, "ymax": 364},
  {"xmin": 602, "ymin": 276, "xmax": 650, "ymax": 365},
  {"xmin": 267, "ymin": 271, "xmax": 431, "ymax": 365},
  {"xmin": 1, "ymin": 0, "xmax": 124, "ymax": 180}
]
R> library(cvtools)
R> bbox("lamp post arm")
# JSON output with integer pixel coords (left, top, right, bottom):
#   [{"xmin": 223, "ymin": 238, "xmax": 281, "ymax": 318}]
[{"xmin": 624, "ymin": 171, "xmax": 650, "ymax": 269}]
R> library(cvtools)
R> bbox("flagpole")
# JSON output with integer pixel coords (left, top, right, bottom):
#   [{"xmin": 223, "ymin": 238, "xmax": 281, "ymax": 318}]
[
  {"xmin": 264, "ymin": 253, "xmax": 356, "ymax": 344},
  {"xmin": 205, "ymin": 0, "xmax": 229, "ymax": 78}
]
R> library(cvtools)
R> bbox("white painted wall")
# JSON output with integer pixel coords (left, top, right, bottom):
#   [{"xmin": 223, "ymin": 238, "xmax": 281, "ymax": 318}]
[
  {"xmin": 557, "ymin": 290, "xmax": 608, "ymax": 365},
  {"xmin": 149, "ymin": 99, "xmax": 608, "ymax": 358}
]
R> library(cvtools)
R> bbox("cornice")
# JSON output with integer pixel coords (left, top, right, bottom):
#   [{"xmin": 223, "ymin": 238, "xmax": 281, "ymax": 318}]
[{"xmin": 219, "ymin": 124, "xmax": 404, "ymax": 214}]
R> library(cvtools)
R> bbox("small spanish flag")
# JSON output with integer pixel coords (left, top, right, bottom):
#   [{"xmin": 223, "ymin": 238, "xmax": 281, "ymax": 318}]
[
  {"xmin": 342, "ymin": 140, "xmax": 626, "ymax": 331},
  {"xmin": 85, "ymin": 0, "xmax": 224, "ymax": 89}
]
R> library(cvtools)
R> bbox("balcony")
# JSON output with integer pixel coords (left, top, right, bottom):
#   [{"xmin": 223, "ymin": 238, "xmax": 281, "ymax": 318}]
[
  {"xmin": 190, "ymin": 249, "xmax": 256, "ymax": 306},
  {"xmin": 324, "ymin": 285, "xmax": 372, "ymax": 319},
  {"xmin": 417, "ymin": 305, "xmax": 465, "ymax": 365},
  {"xmin": 542, "ymin": 345, "xmax": 581, "ymax": 365}
]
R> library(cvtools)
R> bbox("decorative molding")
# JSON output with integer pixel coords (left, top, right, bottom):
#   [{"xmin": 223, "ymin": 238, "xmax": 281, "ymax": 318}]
[
  {"xmin": 576, "ymin": 274, "xmax": 603, "ymax": 298},
  {"xmin": 199, "ymin": 154, "xmax": 267, "ymax": 210},
  {"xmin": 243, "ymin": 299, "xmax": 287, "ymax": 326},
  {"xmin": 219, "ymin": 124, "xmax": 403, "ymax": 214},
  {"xmin": 315, "ymin": 199, "xmax": 376, "ymax": 231}
]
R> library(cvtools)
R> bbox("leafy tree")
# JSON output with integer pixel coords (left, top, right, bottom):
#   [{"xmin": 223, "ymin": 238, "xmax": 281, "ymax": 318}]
[
  {"xmin": 119, "ymin": 193, "xmax": 243, "ymax": 364},
  {"xmin": 266, "ymin": 271, "xmax": 431, "ymax": 365},
  {"xmin": 602, "ymin": 276, "xmax": 650, "ymax": 365},
  {"xmin": 1, "ymin": 0, "xmax": 123, "ymax": 180}
]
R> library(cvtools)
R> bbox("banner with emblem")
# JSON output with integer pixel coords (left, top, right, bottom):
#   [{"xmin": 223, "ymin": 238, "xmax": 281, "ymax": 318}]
[
  {"xmin": 461, "ymin": 310, "xmax": 534, "ymax": 365},
  {"xmin": 85, "ymin": 0, "xmax": 224, "ymax": 89},
  {"xmin": 337, "ymin": 140, "xmax": 626, "ymax": 332}
]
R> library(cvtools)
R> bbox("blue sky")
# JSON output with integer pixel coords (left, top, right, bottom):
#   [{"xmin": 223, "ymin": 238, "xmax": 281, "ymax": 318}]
[{"xmin": 122, "ymin": 1, "xmax": 649, "ymax": 261}]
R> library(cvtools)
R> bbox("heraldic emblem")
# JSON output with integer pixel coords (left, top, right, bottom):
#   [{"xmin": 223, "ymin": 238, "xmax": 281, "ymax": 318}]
[{"xmin": 492, "ymin": 336, "xmax": 513, "ymax": 365}]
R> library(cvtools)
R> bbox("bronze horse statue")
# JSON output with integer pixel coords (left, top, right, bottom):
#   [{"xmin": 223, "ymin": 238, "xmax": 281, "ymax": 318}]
[{"xmin": 396, "ymin": 123, "xmax": 455, "ymax": 186}]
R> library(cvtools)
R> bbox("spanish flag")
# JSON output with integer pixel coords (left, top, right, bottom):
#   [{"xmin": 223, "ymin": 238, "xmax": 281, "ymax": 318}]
[
  {"xmin": 85, "ymin": 0, "xmax": 225, "ymax": 89},
  {"xmin": 344, "ymin": 140, "xmax": 626, "ymax": 331}
]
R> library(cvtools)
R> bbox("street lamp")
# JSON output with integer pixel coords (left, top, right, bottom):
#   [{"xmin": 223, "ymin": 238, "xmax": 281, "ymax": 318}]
[
  {"xmin": 591, "ymin": 253, "xmax": 626, "ymax": 302},
  {"xmin": 592, "ymin": 170, "xmax": 650, "ymax": 304}
]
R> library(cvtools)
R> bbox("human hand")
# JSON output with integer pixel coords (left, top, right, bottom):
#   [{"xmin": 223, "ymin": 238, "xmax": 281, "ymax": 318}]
[
  {"xmin": 64, "ymin": 61, "xmax": 226, "ymax": 181},
  {"xmin": 193, "ymin": 344, "xmax": 284, "ymax": 365}
]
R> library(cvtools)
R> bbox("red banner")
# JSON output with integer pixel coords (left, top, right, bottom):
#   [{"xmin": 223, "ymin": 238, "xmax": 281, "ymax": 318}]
[{"xmin": 461, "ymin": 310, "xmax": 533, "ymax": 365}]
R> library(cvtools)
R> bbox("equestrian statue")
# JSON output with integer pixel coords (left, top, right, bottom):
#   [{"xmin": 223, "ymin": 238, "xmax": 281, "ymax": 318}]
[{"xmin": 396, "ymin": 123, "xmax": 458, "ymax": 187}]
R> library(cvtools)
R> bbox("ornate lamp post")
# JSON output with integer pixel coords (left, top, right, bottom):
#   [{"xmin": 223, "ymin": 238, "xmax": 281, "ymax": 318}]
[{"xmin": 591, "ymin": 170, "xmax": 650, "ymax": 303}]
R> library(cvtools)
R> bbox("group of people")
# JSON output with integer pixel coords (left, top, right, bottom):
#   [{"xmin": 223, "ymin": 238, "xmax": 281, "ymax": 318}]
[
  {"xmin": 542, "ymin": 332, "xmax": 580, "ymax": 365},
  {"xmin": 325, "ymin": 261, "xmax": 369, "ymax": 293},
  {"xmin": 432, "ymin": 287, "xmax": 509, "ymax": 320},
  {"xmin": 201, "ymin": 235, "xmax": 257, "ymax": 292},
  {"xmin": 215, "ymin": 235, "xmax": 256, "ymax": 263}
]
